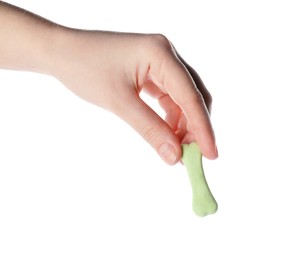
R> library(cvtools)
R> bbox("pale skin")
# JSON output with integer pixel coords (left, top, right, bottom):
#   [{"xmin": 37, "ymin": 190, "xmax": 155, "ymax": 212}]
[{"xmin": 0, "ymin": 2, "xmax": 218, "ymax": 165}]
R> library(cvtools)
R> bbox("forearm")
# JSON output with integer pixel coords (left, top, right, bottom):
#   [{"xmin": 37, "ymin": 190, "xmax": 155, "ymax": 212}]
[{"xmin": 0, "ymin": 1, "xmax": 62, "ymax": 75}]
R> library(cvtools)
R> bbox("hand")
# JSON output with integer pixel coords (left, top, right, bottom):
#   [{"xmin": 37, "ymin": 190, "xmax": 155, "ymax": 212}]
[{"xmin": 49, "ymin": 30, "xmax": 218, "ymax": 165}]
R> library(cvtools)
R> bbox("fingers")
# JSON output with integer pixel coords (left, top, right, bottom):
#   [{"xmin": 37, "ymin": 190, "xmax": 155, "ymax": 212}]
[
  {"xmin": 142, "ymin": 80, "xmax": 182, "ymax": 131},
  {"xmin": 172, "ymin": 47, "xmax": 213, "ymax": 113},
  {"xmin": 149, "ymin": 53, "xmax": 218, "ymax": 160},
  {"xmin": 158, "ymin": 94, "xmax": 182, "ymax": 131},
  {"xmin": 116, "ymin": 92, "xmax": 182, "ymax": 165}
]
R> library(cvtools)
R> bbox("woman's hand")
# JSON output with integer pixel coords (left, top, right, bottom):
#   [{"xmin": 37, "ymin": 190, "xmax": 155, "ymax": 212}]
[
  {"xmin": 0, "ymin": 2, "xmax": 217, "ymax": 165},
  {"xmin": 50, "ymin": 30, "xmax": 218, "ymax": 164}
]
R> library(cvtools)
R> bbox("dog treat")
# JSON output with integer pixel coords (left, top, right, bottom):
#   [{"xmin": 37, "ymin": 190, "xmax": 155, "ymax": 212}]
[{"xmin": 182, "ymin": 142, "xmax": 217, "ymax": 217}]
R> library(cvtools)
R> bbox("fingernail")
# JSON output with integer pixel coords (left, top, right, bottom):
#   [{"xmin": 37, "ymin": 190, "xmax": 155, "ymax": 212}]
[
  {"xmin": 210, "ymin": 145, "xmax": 219, "ymax": 159},
  {"xmin": 215, "ymin": 145, "xmax": 219, "ymax": 157},
  {"xmin": 159, "ymin": 143, "xmax": 177, "ymax": 165}
]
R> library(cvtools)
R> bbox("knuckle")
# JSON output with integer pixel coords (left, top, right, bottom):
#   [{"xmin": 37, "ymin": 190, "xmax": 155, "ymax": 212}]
[
  {"xmin": 191, "ymin": 90, "xmax": 205, "ymax": 106},
  {"xmin": 144, "ymin": 33, "xmax": 172, "ymax": 54},
  {"xmin": 140, "ymin": 123, "xmax": 158, "ymax": 143},
  {"xmin": 152, "ymin": 33, "xmax": 171, "ymax": 46}
]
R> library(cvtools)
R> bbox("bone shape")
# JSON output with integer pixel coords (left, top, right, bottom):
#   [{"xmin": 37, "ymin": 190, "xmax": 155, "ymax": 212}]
[{"xmin": 182, "ymin": 142, "xmax": 218, "ymax": 217}]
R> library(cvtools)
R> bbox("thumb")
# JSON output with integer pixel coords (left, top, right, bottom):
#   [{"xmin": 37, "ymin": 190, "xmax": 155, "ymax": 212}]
[{"xmin": 116, "ymin": 95, "xmax": 181, "ymax": 165}]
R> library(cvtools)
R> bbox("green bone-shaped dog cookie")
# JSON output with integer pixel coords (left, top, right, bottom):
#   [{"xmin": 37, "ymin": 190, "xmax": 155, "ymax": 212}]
[{"xmin": 182, "ymin": 142, "xmax": 217, "ymax": 217}]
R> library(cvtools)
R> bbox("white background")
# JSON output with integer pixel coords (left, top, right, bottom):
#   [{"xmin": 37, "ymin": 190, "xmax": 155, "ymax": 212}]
[{"xmin": 1, "ymin": 0, "xmax": 282, "ymax": 259}]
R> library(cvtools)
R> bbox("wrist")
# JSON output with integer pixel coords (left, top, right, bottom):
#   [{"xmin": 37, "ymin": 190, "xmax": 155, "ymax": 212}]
[
  {"xmin": 44, "ymin": 27, "xmax": 96, "ymax": 80},
  {"xmin": 39, "ymin": 25, "xmax": 72, "ymax": 77}
]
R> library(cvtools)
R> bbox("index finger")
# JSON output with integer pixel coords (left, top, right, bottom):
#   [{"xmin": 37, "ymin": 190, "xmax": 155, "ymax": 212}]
[{"xmin": 150, "ymin": 55, "xmax": 217, "ymax": 159}]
